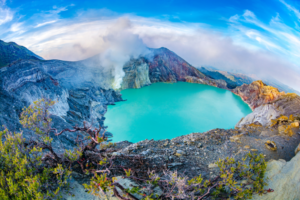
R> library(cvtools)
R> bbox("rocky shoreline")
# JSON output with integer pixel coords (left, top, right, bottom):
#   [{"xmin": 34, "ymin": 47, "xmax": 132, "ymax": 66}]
[{"xmin": 63, "ymin": 114, "xmax": 300, "ymax": 199}]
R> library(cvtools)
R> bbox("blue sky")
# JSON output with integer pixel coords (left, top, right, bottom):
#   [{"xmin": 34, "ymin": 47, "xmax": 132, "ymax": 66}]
[{"xmin": 1, "ymin": 0, "xmax": 300, "ymax": 90}]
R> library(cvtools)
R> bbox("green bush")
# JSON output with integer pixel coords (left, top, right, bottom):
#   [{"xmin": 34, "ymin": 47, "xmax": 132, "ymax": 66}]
[{"xmin": 0, "ymin": 130, "xmax": 70, "ymax": 200}]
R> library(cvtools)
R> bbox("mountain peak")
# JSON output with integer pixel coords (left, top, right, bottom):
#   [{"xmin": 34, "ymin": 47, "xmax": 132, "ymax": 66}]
[{"xmin": 0, "ymin": 40, "xmax": 43, "ymax": 68}]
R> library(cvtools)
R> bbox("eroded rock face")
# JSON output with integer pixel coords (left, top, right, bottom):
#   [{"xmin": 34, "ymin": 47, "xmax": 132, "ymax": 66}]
[
  {"xmin": 232, "ymin": 80, "xmax": 285, "ymax": 110},
  {"xmin": 271, "ymin": 93, "xmax": 300, "ymax": 117},
  {"xmin": 236, "ymin": 104, "xmax": 281, "ymax": 127},
  {"xmin": 148, "ymin": 48, "xmax": 206, "ymax": 83},
  {"xmin": 236, "ymin": 93, "xmax": 300, "ymax": 127},
  {"xmin": 121, "ymin": 57, "xmax": 151, "ymax": 89},
  {"xmin": 253, "ymin": 153, "xmax": 300, "ymax": 200},
  {"xmin": 234, "ymin": 82, "xmax": 300, "ymax": 127},
  {"xmin": 0, "ymin": 58, "xmax": 123, "ymax": 150}
]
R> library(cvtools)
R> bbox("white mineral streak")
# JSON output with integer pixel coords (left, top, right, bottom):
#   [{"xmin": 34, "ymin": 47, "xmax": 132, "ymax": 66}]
[{"xmin": 236, "ymin": 104, "xmax": 282, "ymax": 127}]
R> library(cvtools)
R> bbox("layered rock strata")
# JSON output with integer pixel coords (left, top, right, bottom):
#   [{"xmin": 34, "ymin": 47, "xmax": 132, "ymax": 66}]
[{"xmin": 232, "ymin": 80, "xmax": 285, "ymax": 110}]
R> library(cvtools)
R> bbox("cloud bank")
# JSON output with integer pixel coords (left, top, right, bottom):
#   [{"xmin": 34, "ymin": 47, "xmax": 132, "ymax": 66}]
[{"xmin": 1, "ymin": 1, "xmax": 300, "ymax": 91}]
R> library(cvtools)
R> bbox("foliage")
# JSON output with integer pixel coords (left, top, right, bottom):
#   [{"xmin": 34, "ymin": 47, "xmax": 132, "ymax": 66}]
[
  {"xmin": 0, "ymin": 129, "xmax": 70, "ymax": 200},
  {"xmin": 83, "ymin": 152, "xmax": 268, "ymax": 200}
]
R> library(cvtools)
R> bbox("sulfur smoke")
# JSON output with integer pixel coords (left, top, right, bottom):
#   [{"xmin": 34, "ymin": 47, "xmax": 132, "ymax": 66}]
[{"xmin": 98, "ymin": 18, "xmax": 149, "ymax": 89}]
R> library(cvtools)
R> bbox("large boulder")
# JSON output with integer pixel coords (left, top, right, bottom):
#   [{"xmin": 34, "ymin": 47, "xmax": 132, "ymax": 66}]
[
  {"xmin": 236, "ymin": 104, "xmax": 281, "ymax": 127},
  {"xmin": 253, "ymin": 152, "xmax": 300, "ymax": 200},
  {"xmin": 236, "ymin": 93, "xmax": 300, "ymax": 127}
]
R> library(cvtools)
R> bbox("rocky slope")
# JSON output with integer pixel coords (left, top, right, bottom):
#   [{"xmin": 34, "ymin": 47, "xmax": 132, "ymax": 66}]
[
  {"xmin": 0, "ymin": 58, "xmax": 123, "ymax": 149},
  {"xmin": 232, "ymin": 80, "xmax": 285, "ymax": 110},
  {"xmin": 147, "ymin": 48, "xmax": 228, "ymax": 89},
  {"xmin": 233, "ymin": 80, "xmax": 300, "ymax": 127},
  {"xmin": 198, "ymin": 67, "xmax": 240, "ymax": 89},
  {"xmin": 63, "ymin": 118, "xmax": 300, "ymax": 199},
  {"xmin": 0, "ymin": 40, "xmax": 43, "ymax": 68}
]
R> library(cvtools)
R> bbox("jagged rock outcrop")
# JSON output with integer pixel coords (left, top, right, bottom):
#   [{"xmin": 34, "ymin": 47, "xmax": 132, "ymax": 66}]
[
  {"xmin": 236, "ymin": 93, "xmax": 300, "ymax": 127},
  {"xmin": 121, "ymin": 57, "xmax": 151, "ymax": 89},
  {"xmin": 233, "ymin": 80, "xmax": 300, "ymax": 127},
  {"xmin": 0, "ymin": 57, "xmax": 123, "ymax": 149},
  {"xmin": 232, "ymin": 80, "xmax": 285, "ymax": 110}
]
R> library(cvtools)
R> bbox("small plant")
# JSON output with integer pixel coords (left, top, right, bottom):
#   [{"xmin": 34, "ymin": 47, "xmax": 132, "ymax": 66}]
[
  {"xmin": 0, "ymin": 129, "xmax": 69, "ymax": 199},
  {"xmin": 84, "ymin": 152, "xmax": 269, "ymax": 199}
]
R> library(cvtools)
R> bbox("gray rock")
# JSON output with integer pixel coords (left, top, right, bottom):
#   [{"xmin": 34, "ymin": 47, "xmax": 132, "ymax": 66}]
[
  {"xmin": 197, "ymin": 143, "xmax": 203, "ymax": 148},
  {"xmin": 112, "ymin": 152, "xmax": 122, "ymax": 156},
  {"xmin": 252, "ymin": 153, "xmax": 300, "ymax": 200},
  {"xmin": 168, "ymin": 162, "xmax": 184, "ymax": 168},
  {"xmin": 140, "ymin": 149, "xmax": 151, "ymax": 155},
  {"xmin": 208, "ymin": 163, "xmax": 218, "ymax": 168}
]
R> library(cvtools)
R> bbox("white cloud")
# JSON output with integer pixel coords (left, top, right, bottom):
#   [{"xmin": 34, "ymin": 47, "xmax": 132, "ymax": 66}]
[
  {"xmin": 2, "ymin": 9, "xmax": 300, "ymax": 91},
  {"xmin": 10, "ymin": 22, "xmax": 23, "ymax": 32},
  {"xmin": 228, "ymin": 9, "xmax": 300, "ymax": 65},
  {"xmin": 34, "ymin": 20, "xmax": 57, "ymax": 28},
  {"xmin": 279, "ymin": 0, "xmax": 300, "ymax": 20},
  {"xmin": 0, "ymin": 7, "xmax": 13, "ymax": 25}
]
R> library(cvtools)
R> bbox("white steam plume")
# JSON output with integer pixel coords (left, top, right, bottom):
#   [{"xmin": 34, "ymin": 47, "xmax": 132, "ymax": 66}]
[{"xmin": 97, "ymin": 18, "xmax": 149, "ymax": 89}]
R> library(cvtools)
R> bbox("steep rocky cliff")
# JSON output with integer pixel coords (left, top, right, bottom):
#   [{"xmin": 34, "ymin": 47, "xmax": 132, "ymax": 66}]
[
  {"xmin": 233, "ymin": 81, "xmax": 300, "ymax": 127},
  {"xmin": 0, "ymin": 56, "xmax": 123, "ymax": 149},
  {"xmin": 232, "ymin": 80, "xmax": 285, "ymax": 110}
]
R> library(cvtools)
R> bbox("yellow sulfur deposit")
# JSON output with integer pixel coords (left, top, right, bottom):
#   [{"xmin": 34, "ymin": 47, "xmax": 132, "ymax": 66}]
[
  {"xmin": 283, "ymin": 122, "xmax": 300, "ymax": 136},
  {"xmin": 248, "ymin": 123, "xmax": 262, "ymax": 128},
  {"xmin": 278, "ymin": 125, "xmax": 287, "ymax": 135},
  {"xmin": 271, "ymin": 115, "xmax": 289, "ymax": 127},
  {"xmin": 265, "ymin": 140, "xmax": 277, "ymax": 151},
  {"xmin": 289, "ymin": 114, "xmax": 295, "ymax": 122}
]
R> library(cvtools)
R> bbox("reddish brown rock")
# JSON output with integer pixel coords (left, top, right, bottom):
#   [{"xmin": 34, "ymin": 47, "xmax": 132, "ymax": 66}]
[
  {"xmin": 232, "ymin": 80, "xmax": 285, "ymax": 109},
  {"xmin": 147, "ymin": 47, "xmax": 228, "ymax": 89}
]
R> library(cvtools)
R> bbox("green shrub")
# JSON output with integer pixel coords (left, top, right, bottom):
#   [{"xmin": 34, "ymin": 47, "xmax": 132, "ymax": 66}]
[{"xmin": 0, "ymin": 129, "xmax": 69, "ymax": 200}]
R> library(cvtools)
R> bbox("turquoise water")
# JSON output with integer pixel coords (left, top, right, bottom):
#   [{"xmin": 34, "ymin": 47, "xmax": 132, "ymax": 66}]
[{"xmin": 105, "ymin": 82, "xmax": 252, "ymax": 143}]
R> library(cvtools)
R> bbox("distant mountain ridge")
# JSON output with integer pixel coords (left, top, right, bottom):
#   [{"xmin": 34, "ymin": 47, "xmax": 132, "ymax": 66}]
[
  {"xmin": 198, "ymin": 66, "xmax": 300, "ymax": 95},
  {"xmin": 0, "ymin": 40, "xmax": 43, "ymax": 68}
]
